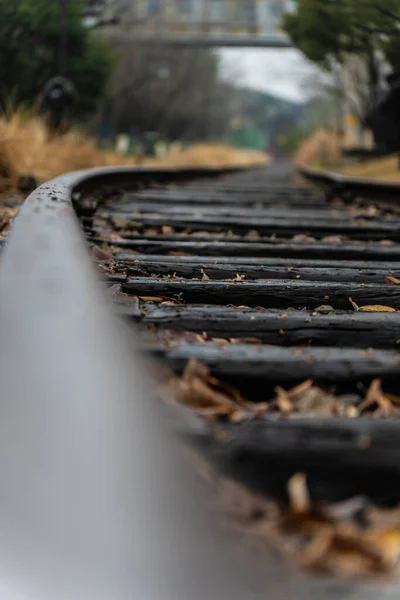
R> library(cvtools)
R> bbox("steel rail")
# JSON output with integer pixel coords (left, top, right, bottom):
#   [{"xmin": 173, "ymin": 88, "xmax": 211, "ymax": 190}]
[
  {"xmin": 0, "ymin": 164, "xmax": 283, "ymax": 600},
  {"xmin": 0, "ymin": 163, "xmax": 398, "ymax": 599},
  {"xmin": 298, "ymin": 163, "xmax": 400, "ymax": 200}
]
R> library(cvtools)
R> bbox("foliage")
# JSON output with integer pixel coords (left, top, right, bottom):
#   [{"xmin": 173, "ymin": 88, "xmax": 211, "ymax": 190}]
[
  {"xmin": 0, "ymin": 0, "xmax": 114, "ymax": 117},
  {"xmin": 222, "ymin": 86, "xmax": 305, "ymax": 153},
  {"xmin": 283, "ymin": 0, "xmax": 400, "ymax": 71},
  {"xmin": 277, "ymin": 127, "xmax": 313, "ymax": 156},
  {"xmin": 100, "ymin": 44, "xmax": 232, "ymax": 142}
]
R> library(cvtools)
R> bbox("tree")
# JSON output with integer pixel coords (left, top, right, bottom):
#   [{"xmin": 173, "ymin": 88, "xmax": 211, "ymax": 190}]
[
  {"xmin": 283, "ymin": 0, "xmax": 400, "ymax": 119},
  {"xmin": 0, "ymin": 0, "xmax": 114, "ymax": 117},
  {"xmin": 97, "ymin": 42, "xmax": 234, "ymax": 143}
]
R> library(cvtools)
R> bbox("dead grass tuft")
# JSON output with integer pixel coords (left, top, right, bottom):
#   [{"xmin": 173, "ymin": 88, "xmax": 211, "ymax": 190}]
[
  {"xmin": 146, "ymin": 142, "xmax": 269, "ymax": 169},
  {"xmin": 340, "ymin": 154, "xmax": 400, "ymax": 181},
  {"xmin": 295, "ymin": 128, "xmax": 343, "ymax": 168},
  {"xmin": 0, "ymin": 113, "xmax": 269, "ymax": 193}
]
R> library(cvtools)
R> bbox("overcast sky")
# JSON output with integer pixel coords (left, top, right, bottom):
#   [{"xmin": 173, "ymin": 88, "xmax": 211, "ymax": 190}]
[{"xmin": 219, "ymin": 48, "xmax": 322, "ymax": 103}]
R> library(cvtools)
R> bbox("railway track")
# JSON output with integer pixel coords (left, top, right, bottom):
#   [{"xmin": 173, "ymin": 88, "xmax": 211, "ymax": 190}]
[{"xmin": 3, "ymin": 160, "xmax": 400, "ymax": 597}]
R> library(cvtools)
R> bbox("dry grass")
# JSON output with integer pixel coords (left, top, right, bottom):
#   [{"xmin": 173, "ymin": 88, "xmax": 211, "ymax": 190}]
[
  {"xmin": 295, "ymin": 128, "xmax": 343, "ymax": 169},
  {"xmin": 340, "ymin": 154, "xmax": 400, "ymax": 181},
  {"xmin": 0, "ymin": 113, "xmax": 135, "ymax": 190},
  {"xmin": 0, "ymin": 113, "xmax": 269, "ymax": 192},
  {"xmin": 296, "ymin": 127, "xmax": 400, "ymax": 182},
  {"xmin": 146, "ymin": 143, "xmax": 269, "ymax": 169}
]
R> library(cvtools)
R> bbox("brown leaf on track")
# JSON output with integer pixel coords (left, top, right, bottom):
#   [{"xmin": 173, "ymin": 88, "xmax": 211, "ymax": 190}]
[
  {"xmin": 359, "ymin": 379, "xmax": 393, "ymax": 417},
  {"xmin": 321, "ymin": 235, "xmax": 343, "ymax": 244},
  {"xmin": 229, "ymin": 337, "xmax": 258, "ymax": 344},
  {"xmin": 349, "ymin": 297, "xmax": 398, "ymax": 312},
  {"xmin": 296, "ymin": 388, "xmax": 347, "ymax": 416},
  {"xmin": 271, "ymin": 380, "xmax": 339, "ymax": 417},
  {"xmin": 245, "ymin": 229, "xmax": 260, "ymax": 239},
  {"xmin": 175, "ymin": 376, "xmax": 237, "ymax": 416},
  {"xmin": 275, "ymin": 387, "xmax": 293, "ymax": 416},
  {"xmin": 138, "ymin": 295, "xmax": 180, "ymax": 304},
  {"xmin": 359, "ymin": 306, "xmax": 398, "ymax": 312},
  {"xmin": 287, "ymin": 473, "xmax": 310, "ymax": 514},
  {"xmin": 129, "ymin": 265, "xmax": 151, "ymax": 278},
  {"xmin": 169, "ymin": 250, "xmax": 193, "ymax": 257},
  {"xmin": 212, "ymin": 337, "xmax": 230, "ymax": 345},
  {"xmin": 287, "ymin": 379, "xmax": 314, "ymax": 398},
  {"xmin": 144, "ymin": 227, "xmax": 160, "ymax": 236},
  {"xmin": 194, "ymin": 333, "xmax": 207, "ymax": 344},
  {"xmin": 314, "ymin": 531, "xmax": 387, "ymax": 578},
  {"xmin": 201, "ymin": 268, "xmax": 210, "ymax": 281},
  {"xmin": 169, "ymin": 360, "xmax": 271, "ymax": 421},
  {"xmin": 234, "ymin": 273, "xmax": 246, "ymax": 281},
  {"xmin": 349, "ymin": 297, "xmax": 359, "ymax": 311},
  {"xmin": 91, "ymin": 245, "xmax": 115, "ymax": 261},
  {"xmin": 171, "ymin": 359, "xmax": 249, "ymax": 419},
  {"xmin": 108, "ymin": 232, "xmax": 125, "ymax": 242},
  {"xmin": 235, "ymin": 337, "xmax": 262, "ymax": 345},
  {"xmin": 386, "ymin": 392, "xmax": 400, "ymax": 406},
  {"xmin": 371, "ymin": 529, "xmax": 400, "ymax": 566},
  {"xmin": 385, "ymin": 276, "xmax": 400, "ymax": 285},
  {"xmin": 272, "ymin": 509, "xmax": 391, "ymax": 577}
]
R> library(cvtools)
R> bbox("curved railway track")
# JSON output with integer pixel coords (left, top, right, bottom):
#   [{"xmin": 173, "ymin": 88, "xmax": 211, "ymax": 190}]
[{"xmin": 3, "ymin": 160, "xmax": 400, "ymax": 598}]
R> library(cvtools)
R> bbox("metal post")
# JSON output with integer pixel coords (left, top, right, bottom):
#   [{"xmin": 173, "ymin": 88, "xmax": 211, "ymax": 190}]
[{"xmin": 59, "ymin": 0, "xmax": 68, "ymax": 76}]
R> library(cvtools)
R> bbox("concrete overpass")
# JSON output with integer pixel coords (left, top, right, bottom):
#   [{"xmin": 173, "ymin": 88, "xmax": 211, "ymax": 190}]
[{"xmin": 83, "ymin": 0, "xmax": 293, "ymax": 48}]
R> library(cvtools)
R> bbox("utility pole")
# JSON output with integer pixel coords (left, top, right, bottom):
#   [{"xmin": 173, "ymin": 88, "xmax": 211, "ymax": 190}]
[
  {"xmin": 39, "ymin": 0, "xmax": 77, "ymax": 133},
  {"xmin": 59, "ymin": 0, "xmax": 68, "ymax": 76}
]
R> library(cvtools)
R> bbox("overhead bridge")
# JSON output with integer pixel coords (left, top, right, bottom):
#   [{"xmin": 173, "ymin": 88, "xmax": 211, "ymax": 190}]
[
  {"xmin": 101, "ymin": 30, "xmax": 293, "ymax": 48},
  {"xmin": 83, "ymin": 0, "xmax": 293, "ymax": 48}
]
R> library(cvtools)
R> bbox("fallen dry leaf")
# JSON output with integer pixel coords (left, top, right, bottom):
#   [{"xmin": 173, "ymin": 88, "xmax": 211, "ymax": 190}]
[
  {"xmin": 270, "ymin": 380, "xmax": 342, "ymax": 417},
  {"xmin": 212, "ymin": 337, "xmax": 230, "ymax": 345},
  {"xmin": 169, "ymin": 251, "xmax": 193, "ymax": 257},
  {"xmin": 321, "ymin": 235, "xmax": 343, "ymax": 244},
  {"xmin": 194, "ymin": 333, "xmax": 207, "ymax": 344},
  {"xmin": 385, "ymin": 276, "xmax": 400, "ymax": 285},
  {"xmin": 229, "ymin": 337, "xmax": 261, "ymax": 345},
  {"xmin": 92, "ymin": 245, "xmax": 115, "ymax": 261},
  {"xmin": 349, "ymin": 298, "xmax": 398, "ymax": 312},
  {"xmin": 360, "ymin": 306, "xmax": 398, "ymax": 312},
  {"xmin": 287, "ymin": 379, "xmax": 314, "ymax": 398},
  {"xmin": 288, "ymin": 474, "xmax": 310, "ymax": 514},
  {"xmin": 201, "ymin": 268, "xmax": 210, "ymax": 281},
  {"xmin": 170, "ymin": 359, "xmax": 249, "ymax": 419},
  {"xmin": 108, "ymin": 232, "xmax": 125, "ymax": 242},
  {"xmin": 275, "ymin": 387, "xmax": 293, "ymax": 416},
  {"xmin": 372, "ymin": 529, "xmax": 400, "ymax": 566},
  {"xmin": 359, "ymin": 379, "xmax": 393, "ymax": 417},
  {"xmin": 138, "ymin": 295, "xmax": 180, "ymax": 304},
  {"xmin": 246, "ymin": 229, "xmax": 260, "ymax": 239}
]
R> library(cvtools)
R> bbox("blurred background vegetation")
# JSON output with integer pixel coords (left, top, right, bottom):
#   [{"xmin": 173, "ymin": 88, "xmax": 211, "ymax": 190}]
[
  {"xmin": 3, "ymin": 0, "xmax": 400, "ymax": 167},
  {"xmin": 0, "ymin": 0, "xmax": 311, "ymax": 158}
]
